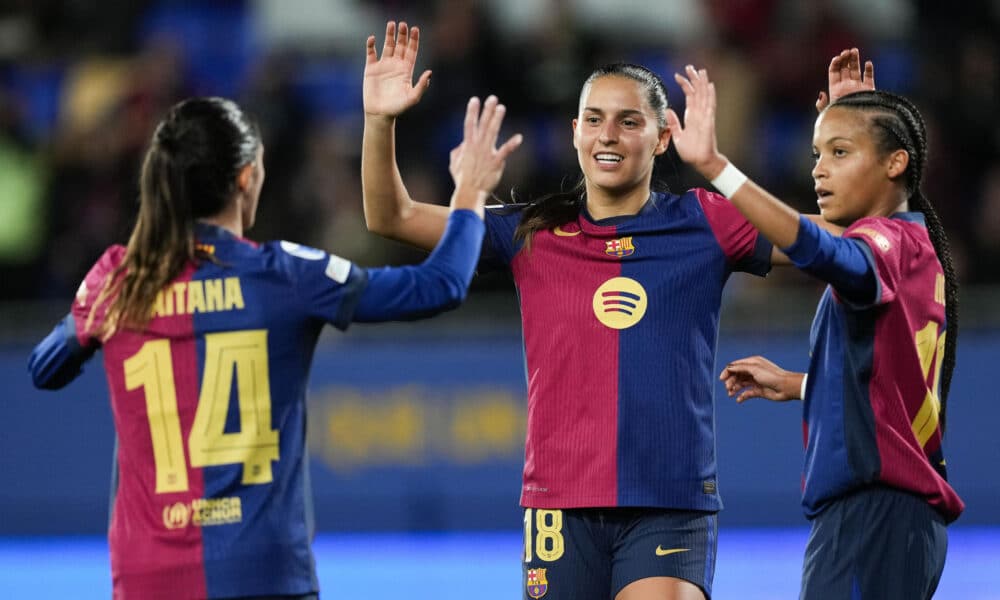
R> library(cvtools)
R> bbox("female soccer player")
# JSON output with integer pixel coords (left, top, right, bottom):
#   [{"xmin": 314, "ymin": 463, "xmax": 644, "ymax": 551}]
[
  {"xmin": 361, "ymin": 22, "xmax": 872, "ymax": 600},
  {"xmin": 669, "ymin": 66, "xmax": 964, "ymax": 599},
  {"xmin": 28, "ymin": 94, "xmax": 520, "ymax": 599}
]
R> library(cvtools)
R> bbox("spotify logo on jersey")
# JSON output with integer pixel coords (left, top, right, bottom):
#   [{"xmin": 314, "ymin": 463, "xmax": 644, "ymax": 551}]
[{"xmin": 592, "ymin": 277, "xmax": 648, "ymax": 329}]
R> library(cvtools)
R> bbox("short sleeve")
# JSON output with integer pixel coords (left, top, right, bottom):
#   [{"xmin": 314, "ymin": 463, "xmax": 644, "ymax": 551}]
[
  {"xmin": 695, "ymin": 188, "xmax": 772, "ymax": 275},
  {"xmin": 267, "ymin": 241, "xmax": 369, "ymax": 330}
]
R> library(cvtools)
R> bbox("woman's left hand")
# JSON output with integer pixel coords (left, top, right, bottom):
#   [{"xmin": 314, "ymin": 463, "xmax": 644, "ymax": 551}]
[{"xmin": 666, "ymin": 65, "xmax": 727, "ymax": 181}]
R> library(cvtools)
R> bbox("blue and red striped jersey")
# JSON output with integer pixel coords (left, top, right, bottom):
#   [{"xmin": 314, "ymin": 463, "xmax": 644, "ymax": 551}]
[
  {"xmin": 483, "ymin": 190, "xmax": 772, "ymax": 511},
  {"xmin": 45, "ymin": 212, "xmax": 483, "ymax": 599},
  {"xmin": 801, "ymin": 213, "xmax": 964, "ymax": 522}
]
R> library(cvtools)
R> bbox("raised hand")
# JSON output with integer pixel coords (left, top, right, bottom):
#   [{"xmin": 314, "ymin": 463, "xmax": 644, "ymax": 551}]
[
  {"xmin": 363, "ymin": 21, "xmax": 432, "ymax": 119},
  {"xmin": 816, "ymin": 48, "xmax": 875, "ymax": 112},
  {"xmin": 449, "ymin": 96, "xmax": 523, "ymax": 214},
  {"xmin": 719, "ymin": 356, "xmax": 803, "ymax": 404},
  {"xmin": 666, "ymin": 65, "xmax": 728, "ymax": 180}
]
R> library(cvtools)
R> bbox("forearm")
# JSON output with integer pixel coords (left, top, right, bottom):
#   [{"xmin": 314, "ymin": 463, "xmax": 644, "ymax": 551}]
[
  {"xmin": 361, "ymin": 115, "xmax": 410, "ymax": 233},
  {"xmin": 29, "ymin": 314, "xmax": 95, "ymax": 389},
  {"xmin": 352, "ymin": 210, "xmax": 484, "ymax": 322},
  {"xmin": 361, "ymin": 115, "xmax": 450, "ymax": 250}
]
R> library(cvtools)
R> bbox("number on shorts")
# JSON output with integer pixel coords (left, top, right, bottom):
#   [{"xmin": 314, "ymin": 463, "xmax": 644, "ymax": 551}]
[{"xmin": 524, "ymin": 508, "xmax": 565, "ymax": 562}]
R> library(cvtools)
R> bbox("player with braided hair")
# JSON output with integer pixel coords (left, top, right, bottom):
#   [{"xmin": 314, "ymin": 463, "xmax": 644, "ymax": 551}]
[{"xmin": 669, "ymin": 64, "xmax": 964, "ymax": 599}]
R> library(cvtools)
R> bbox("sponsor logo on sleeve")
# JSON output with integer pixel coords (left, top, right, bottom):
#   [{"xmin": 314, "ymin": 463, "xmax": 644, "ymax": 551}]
[
  {"xmin": 280, "ymin": 241, "xmax": 327, "ymax": 260},
  {"xmin": 853, "ymin": 227, "xmax": 891, "ymax": 252},
  {"xmin": 325, "ymin": 255, "xmax": 352, "ymax": 284}
]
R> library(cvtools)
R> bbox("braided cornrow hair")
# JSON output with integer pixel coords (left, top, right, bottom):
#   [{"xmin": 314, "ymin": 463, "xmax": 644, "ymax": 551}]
[{"xmin": 832, "ymin": 90, "xmax": 959, "ymax": 431}]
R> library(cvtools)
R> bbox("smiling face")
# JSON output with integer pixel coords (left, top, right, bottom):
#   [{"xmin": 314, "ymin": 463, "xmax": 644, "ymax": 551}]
[
  {"xmin": 812, "ymin": 106, "xmax": 909, "ymax": 226},
  {"xmin": 573, "ymin": 75, "xmax": 670, "ymax": 208}
]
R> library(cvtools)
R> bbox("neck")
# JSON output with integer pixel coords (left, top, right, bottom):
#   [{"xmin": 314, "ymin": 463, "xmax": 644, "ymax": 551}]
[
  {"xmin": 198, "ymin": 201, "xmax": 243, "ymax": 237},
  {"xmin": 877, "ymin": 190, "xmax": 910, "ymax": 218},
  {"xmin": 584, "ymin": 185, "xmax": 651, "ymax": 220}
]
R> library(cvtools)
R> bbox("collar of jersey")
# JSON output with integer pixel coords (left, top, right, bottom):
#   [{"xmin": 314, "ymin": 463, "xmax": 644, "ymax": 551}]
[
  {"xmin": 194, "ymin": 221, "xmax": 240, "ymax": 241},
  {"xmin": 890, "ymin": 211, "xmax": 925, "ymax": 225},
  {"xmin": 579, "ymin": 192, "xmax": 661, "ymax": 234}
]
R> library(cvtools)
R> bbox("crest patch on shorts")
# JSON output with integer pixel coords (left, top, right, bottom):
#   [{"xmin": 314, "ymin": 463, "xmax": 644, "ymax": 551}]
[{"xmin": 526, "ymin": 568, "xmax": 549, "ymax": 598}]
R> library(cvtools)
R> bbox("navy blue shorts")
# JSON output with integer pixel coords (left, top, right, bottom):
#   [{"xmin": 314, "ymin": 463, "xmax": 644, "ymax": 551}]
[
  {"xmin": 522, "ymin": 507, "xmax": 717, "ymax": 600},
  {"xmin": 801, "ymin": 486, "xmax": 948, "ymax": 600}
]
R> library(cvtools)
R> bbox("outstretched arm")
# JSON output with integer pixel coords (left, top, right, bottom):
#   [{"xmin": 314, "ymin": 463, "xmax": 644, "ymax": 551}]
[
  {"xmin": 668, "ymin": 66, "xmax": 801, "ymax": 248},
  {"xmin": 816, "ymin": 47, "xmax": 875, "ymax": 112},
  {"xmin": 669, "ymin": 66, "xmax": 876, "ymax": 302},
  {"xmin": 353, "ymin": 95, "xmax": 522, "ymax": 322},
  {"xmin": 720, "ymin": 356, "xmax": 804, "ymax": 403},
  {"xmin": 361, "ymin": 21, "xmax": 450, "ymax": 251}
]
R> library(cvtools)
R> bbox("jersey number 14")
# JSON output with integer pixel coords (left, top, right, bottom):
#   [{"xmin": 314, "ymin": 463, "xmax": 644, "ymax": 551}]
[{"xmin": 123, "ymin": 329, "xmax": 280, "ymax": 494}]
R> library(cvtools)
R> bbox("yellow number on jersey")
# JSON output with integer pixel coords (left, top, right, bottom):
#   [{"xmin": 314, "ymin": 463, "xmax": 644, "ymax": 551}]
[
  {"xmin": 524, "ymin": 508, "xmax": 565, "ymax": 563},
  {"xmin": 124, "ymin": 340, "xmax": 189, "ymax": 493},
  {"xmin": 912, "ymin": 321, "xmax": 946, "ymax": 447},
  {"xmin": 189, "ymin": 330, "xmax": 279, "ymax": 484},
  {"xmin": 124, "ymin": 330, "xmax": 280, "ymax": 493}
]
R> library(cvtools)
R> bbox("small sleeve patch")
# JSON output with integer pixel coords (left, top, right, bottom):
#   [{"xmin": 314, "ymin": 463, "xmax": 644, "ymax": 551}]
[
  {"xmin": 851, "ymin": 227, "xmax": 892, "ymax": 252},
  {"xmin": 279, "ymin": 241, "xmax": 327, "ymax": 261},
  {"xmin": 325, "ymin": 254, "xmax": 352, "ymax": 283}
]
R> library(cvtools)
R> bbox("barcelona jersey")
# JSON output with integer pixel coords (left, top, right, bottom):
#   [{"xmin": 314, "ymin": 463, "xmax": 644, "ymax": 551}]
[
  {"xmin": 800, "ymin": 213, "xmax": 964, "ymax": 522},
  {"xmin": 32, "ymin": 212, "xmax": 483, "ymax": 599},
  {"xmin": 483, "ymin": 190, "xmax": 772, "ymax": 511}
]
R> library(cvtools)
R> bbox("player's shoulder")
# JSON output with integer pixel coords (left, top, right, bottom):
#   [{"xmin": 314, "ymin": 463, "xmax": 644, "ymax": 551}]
[
  {"xmin": 846, "ymin": 214, "xmax": 926, "ymax": 255},
  {"xmin": 89, "ymin": 244, "xmax": 127, "ymax": 277},
  {"xmin": 485, "ymin": 202, "xmax": 528, "ymax": 218},
  {"xmin": 675, "ymin": 187, "xmax": 729, "ymax": 217},
  {"xmin": 259, "ymin": 240, "xmax": 354, "ymax": 285}
]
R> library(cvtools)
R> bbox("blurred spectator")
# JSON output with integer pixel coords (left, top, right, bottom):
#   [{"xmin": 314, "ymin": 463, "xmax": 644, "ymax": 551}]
[{"xmin": 0, "ymin": 0, "xmax": 998, "ymax": 301}]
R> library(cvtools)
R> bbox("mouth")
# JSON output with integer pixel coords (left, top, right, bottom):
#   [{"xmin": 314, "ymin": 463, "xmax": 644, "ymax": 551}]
[
  {"xmin": 594, "ymin": 153, "xmax": 624, "ymax": 168},
  {"xmin": 815, "ymin": 187, "xmax": 833, "ymax": 207}
]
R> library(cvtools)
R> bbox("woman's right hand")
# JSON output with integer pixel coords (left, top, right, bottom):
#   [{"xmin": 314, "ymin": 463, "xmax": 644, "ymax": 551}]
[
  {"xmin": 449, "ymin": 96, "xmax": 523, "ymax": 216},
  {"xmin": 363, "ymin": 21, "xmax": 432, "ymax": 119},
  {"xmin": 720, "ymin": 356, "xmax": 804, "ymax": 403}
]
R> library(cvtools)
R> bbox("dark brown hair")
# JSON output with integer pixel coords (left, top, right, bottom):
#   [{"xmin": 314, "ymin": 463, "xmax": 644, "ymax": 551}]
[{"xmin": 88, "ymin": 97, "xmax": 261, "ymax": 337}]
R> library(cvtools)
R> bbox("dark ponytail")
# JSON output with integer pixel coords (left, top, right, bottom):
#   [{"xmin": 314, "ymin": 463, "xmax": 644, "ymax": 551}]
[
  {"xmin": 88, "ymin": 97, "xmax": 261, "ymax": 337},
  {"xmin": 833, "ymin": 91, "xmax": 959, "ymax": 431},
  {"xmin": 513, "ymin": 63, "xmax": 669, "ymax": 246}
]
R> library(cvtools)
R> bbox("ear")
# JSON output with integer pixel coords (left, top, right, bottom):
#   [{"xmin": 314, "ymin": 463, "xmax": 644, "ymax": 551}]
[
  {"xmin": 572, "ymin": 118, "xmax": 579, "ymax": 149},
  {"xmin": 236, "ymin": 162, "xmax": 255, "ymax": 193},
  {"xmin": 886, "ymin": 149, "xmax": 909, "ymax": 180},
  {"xmin": 654, "ymin": 126, "xmax": 671, "ymax": 156}
]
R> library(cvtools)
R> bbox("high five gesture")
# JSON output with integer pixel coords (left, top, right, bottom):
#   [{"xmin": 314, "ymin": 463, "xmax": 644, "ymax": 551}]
[{"xmin": 364, "ymin": 21, "xmax": 432, "ymax": 119}]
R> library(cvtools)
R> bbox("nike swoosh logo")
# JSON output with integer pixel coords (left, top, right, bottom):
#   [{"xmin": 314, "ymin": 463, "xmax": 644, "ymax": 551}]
[
  {"xmin": 553, "ymin": 225, "xmax": 581, "ymax": 237},
  {"xmin": 655, "ymin": 546, "xmax": 690, "ymax": 556}
]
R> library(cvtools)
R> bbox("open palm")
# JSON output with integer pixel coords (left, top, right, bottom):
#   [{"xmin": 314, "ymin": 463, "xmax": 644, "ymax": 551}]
[{"xmin": 363, "ymin": 21, "xmax": 432, "ymax": 118}]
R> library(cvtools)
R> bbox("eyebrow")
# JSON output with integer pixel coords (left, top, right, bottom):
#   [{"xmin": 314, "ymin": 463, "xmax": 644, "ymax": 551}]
[
  {"xmin": 582, "ymin": 107, "xmax": 645, "ymax": 117},
  {"xmin": 817, "ymin": 136, "xmax": 854, "ymax": 144}
]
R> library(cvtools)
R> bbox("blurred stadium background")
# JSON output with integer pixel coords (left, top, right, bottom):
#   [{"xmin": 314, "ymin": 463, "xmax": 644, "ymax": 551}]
[{"xmin": 1, "ymin": 1, "xmax": 998, "ymax": 598}]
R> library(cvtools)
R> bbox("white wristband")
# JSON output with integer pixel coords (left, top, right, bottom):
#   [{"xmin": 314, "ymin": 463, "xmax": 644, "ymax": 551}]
[
  {"xmin": 710, "ymin": 162, "xmax": 748, "ymax": 199},
  {"xmin": 799, "ymin": 373, "xmax": 808, "ymax": 400}
]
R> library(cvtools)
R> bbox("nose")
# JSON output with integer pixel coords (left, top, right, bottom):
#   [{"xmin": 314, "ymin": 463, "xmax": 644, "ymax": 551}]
[
  {"xmin": 599, "ymin": 121, "xmax": 619, "ymax": 145},
  {"xmin": 811, "ymin": 156, "xmax": 827, "ymax": 181}
]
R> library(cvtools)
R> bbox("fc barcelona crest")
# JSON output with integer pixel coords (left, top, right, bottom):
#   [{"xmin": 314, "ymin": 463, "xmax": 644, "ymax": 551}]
[
  {"xmin": 527, "ymin": 568, "xmax": 549, "ymax": 598},
  {"xmin": 605, "ymin": 236, "xmax": 635, "ymax": 257}
]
